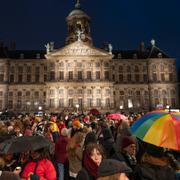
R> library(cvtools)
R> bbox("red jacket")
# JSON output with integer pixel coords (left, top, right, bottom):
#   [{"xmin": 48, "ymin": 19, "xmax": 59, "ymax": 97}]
[
  {"xmin": 55, "ymin": 136, "xmax": 70, "ymax": 164},
  {"xmin": 21, "ymin": 159, "xmax": 56, "ymax": 180}
]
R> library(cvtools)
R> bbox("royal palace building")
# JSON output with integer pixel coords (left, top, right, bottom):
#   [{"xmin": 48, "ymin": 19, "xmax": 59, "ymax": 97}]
[{"xmin": 0, "ymin": 1, "xmax": 179, "ymax": 113}]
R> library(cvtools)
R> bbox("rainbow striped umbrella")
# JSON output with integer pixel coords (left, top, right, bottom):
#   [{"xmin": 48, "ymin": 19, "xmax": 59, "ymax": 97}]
[{"xmin": 131, "ymin": 111, "xmax": 180, "ymax": 150}]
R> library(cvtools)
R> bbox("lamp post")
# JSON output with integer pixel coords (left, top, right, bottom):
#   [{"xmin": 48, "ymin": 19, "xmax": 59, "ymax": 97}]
[
  {"xmin": 38, "ymin": 106, "xmax": 42, "ymax": 111},
  {"xmin": 119, "ymin": 105, "xmax": 123, "ymax": 113},
  {"xmin": 75, "ymin": 104, "xmax": 79, "ymax": 114},
  {"xmin": 166, "ymin": 105, "xmax": 171, "ymax": 112}
]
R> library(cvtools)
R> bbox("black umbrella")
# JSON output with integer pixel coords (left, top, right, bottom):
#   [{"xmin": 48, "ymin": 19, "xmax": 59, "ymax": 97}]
[{"xmin": 0, "ymin": 136, "xmax": 52, "ymax": 154}]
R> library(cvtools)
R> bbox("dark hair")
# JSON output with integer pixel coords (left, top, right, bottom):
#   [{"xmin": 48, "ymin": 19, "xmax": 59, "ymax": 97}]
[{"xmin": 85, "ymin": 143, "xmax": 105, "ymax": 159}]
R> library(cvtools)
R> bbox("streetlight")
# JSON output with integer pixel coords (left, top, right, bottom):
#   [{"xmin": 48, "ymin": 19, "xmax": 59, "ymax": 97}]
[
  {"xmin": 75, "ymin": 104, "xmax": 79, "ymax": 114},
  {"xmin": 119, "ymin": 105, "xmax": 123, "ymax": 110},
  {"xmin": 166, "ymin": 105, "xmax": 171, "ymax": 112},
  {"xmin": 38, "ymin": 106, "xmax": 42, "ymax": 111}
]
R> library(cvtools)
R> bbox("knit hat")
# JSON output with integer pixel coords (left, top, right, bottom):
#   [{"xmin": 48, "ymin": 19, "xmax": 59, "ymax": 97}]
[
  {"xmin": 98, "ymin": 159, "xmax": 132, "ymax": 177},
  {"xmin": 61, "ymin": 128, "xmax": 69, "ymax": 137},
  {"xmin": 72, "ymin": 120, "xmax": 81, "ymax": 129},
  {"xmin": 121, "ymin": 136, "xmax": 136, "ymax": 149}
]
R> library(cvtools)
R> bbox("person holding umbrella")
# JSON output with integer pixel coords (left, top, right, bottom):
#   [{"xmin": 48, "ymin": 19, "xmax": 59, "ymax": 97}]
[
  {"xmin": 21, "ymin": 147, "xmax": 57, "ymax": 180},
  {"xmin": 132, "ymin": 144, "xmax": 177, "ymax": 180}
]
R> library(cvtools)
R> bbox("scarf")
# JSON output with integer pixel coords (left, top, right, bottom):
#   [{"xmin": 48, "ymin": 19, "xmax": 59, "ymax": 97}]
[{"xmin": 84, "ymin": 152, "xmax": 98, "ymax": 179}]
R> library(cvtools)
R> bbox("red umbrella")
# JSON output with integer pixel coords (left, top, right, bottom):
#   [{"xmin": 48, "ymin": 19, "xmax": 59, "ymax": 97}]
[
  {"xmin": 89, "ymin": 108, "xmax": 100, "ymax": 115},
  {"xmin": 107, "ymin": 113, "xmax": 127, "ymax": 120}
]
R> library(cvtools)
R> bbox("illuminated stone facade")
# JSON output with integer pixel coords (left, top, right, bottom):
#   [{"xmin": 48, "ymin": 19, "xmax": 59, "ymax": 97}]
[{"xmin": 0, "ymin": 2, "xmax": 178, "ymax": 113}]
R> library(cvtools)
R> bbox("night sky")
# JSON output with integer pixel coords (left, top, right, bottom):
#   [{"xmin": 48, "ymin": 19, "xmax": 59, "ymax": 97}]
[{"xmin": 0, "ymin": 0, "xmax": 180, "ymax": 68}]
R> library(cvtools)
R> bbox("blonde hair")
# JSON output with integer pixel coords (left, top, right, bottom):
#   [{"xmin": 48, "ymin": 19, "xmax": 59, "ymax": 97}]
[
  {"xmin": 67, "ymin": 132, "xmax": 84, "ymax": 156},
  {"xmin": 97, "ymin": 173, "xmax": 122, "ymax": 180}
]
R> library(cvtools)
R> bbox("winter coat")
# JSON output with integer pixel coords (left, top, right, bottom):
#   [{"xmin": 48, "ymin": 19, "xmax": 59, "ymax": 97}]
[
  {"xmin": 132, "ymin": 163, "xmax": 177, "ymax": 180},
  {"xmin": 21, "ymin": 159, "xmax": 56, "ymax": 180},
  {"xmin": 55, "ymin": 136, "xmax": 70, "ymax": 164},
  {"xmin": 68, "ymin": 145, "xmax": 83, "ymax": 174},
  {"xmin": 111, "ymin": 152, "xmax": 136, "ymax": 170},
  {"xmin": 76, "ymin": 168, "xmax": 96, "ymax": 180},
  {"xmin": 101, "ymin": 128, "xmax": 116, "ymax": 158}
]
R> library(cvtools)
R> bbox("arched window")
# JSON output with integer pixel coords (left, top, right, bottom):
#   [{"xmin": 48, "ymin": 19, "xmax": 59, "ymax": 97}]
[
  {"xmin": 152, "ymin": 64, "xmax": 156, "ymax": 72},
  {"xmin": 17, "ymin": 91, "xmax": 22, "ymax": 97},
  {"xmin": 170, "ymin": 89, "xmax": 175, "ymax": 96},
  {"xmin": 160, "ymin": 64, "xmax": 164, "ymax": 72},
  {"xmin": 162, "ymin": 90, "xmax": 167, "ymax": 97},
  {"xmin": 127, "ymin": 66, "xmax": 131, "ymax": 72},
  {"xmin": 154, "ymin": 90, "xmax": 159, "ymax": 98},
  {"xmin": 134, "ymin": 66, "xmax": 139, "ymax": 72},
  {"xmin": 119, "ymin": 66, "xmax": 123, "ymax": 73}
]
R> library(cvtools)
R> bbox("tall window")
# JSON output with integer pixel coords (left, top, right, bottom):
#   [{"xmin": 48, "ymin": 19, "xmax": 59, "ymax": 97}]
[
  {"xmin": 96, "ymin": 98, "xmax": 101, "ymax": 107},
  {"xmin": 18, "ymin": 75, "xmax": 23, "ymax": 83},
  {"xmin": 50, "ymin": 71, "xmax": 55, "ymax": 81},
  {"xmin": 50, "ymin": 99, "xmax": 55, "ymax": 108},
  {"xmin": 10, "ymin": 75, "xmax": 14, "ymax": 83},
  {"xmin": 143, "ymin": 74, "xmax": 147, "ymax": 82},
  {"xmin": 87, "ymin": 98, "xmax": 93, "ymax": 107},
  {"xmin": 152, "ymin": 73, "xmax": 157, "ymax": 82},
  {"xmin": 105, "ymin": 98, "xmax": 110, "ymax": 107},
  {"xmin": 35, "ymin": 75, "xmax": 40, "ymax": 82},
  {"xmin": 59, "ymin": 98, "xmax": 64, "ymax": 107},
  {"xmin": 59, "ymin": 71, "xmax": 64, "ymax": 80},
  {"xmin": 104, "ymin": 71, "xmax": 109, "ymax": 80},
  {"xmin": 0, "ymin": 74, "xmax": 4, "ymax": 82},
  {"xmin": 119, "ymin": 74, "xmax": 123, "ymax": 82},
  {"xmin": 96, "ymin": 71, "xmax": 100, "ymax": 80},
  {"xmin": 27, "ymin": 74, "xmax": 31, "ymax": 82},
  {"xmin": 87, "ymin": 71, "xmax": 92, "ymax": 80},
  {"xmin": 169, "ymin": 73, "xmax": 173, "ymax": 81},
  {"xmin": 68, "ymin": 98, "xmax": 73, "ymax": 107},
  {"xmin": 78, "ymin": 71, "xmax": 82, "ymax": 80},
  {"xmin": 119, "ymin": 66, "xmax": 123, "ymax": 73},
  {"xmin": 8, "ymin": 100, "xmax": 13, "ymax": 109},
  {"xmin": 161, "ymin": 73, "xmax": 165, "ymax": 81},
  {"xmin": 68, "ymin": 71, "xmax": 73, "ymax": 80}
]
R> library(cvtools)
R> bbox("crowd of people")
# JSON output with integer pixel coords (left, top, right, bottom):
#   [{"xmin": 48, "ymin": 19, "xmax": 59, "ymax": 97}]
[{"xmin": 0, "ymin": 111, "xmax": 179, "ymax": 180}]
